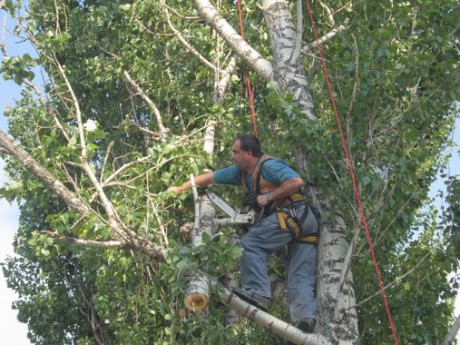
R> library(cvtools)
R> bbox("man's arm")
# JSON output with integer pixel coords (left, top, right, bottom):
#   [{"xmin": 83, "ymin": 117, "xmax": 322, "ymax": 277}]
[
  {"xmin": 167, "ymin": 172, "xmax": 214, "ymax": 195},
  {"xmin": 256, "ymin": 177, "xmax": 304, "ymax": 207}
]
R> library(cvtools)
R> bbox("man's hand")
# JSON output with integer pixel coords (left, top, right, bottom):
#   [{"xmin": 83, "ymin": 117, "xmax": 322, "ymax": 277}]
[
  {"xmin": 166, "ymin": 186, "xmax": 182, "ymax": 195},
  {"xmin": 255, "ymin": 177, "xmax": 304, "ymax": 207},
  {"xmin": 256, "ymin": 193, "xmax": 270, "ymax": 207},
  {"xmin": 166, "ymin": 172, "xmax": 214, "ymax": 196}
]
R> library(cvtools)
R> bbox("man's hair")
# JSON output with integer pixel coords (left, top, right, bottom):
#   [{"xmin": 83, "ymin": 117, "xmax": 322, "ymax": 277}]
[{"xmin": 235, "ymin": 134, "xmax": 263, "ymax": 157}]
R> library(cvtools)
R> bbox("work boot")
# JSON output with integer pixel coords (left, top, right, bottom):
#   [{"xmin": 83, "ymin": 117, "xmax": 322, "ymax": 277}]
[
  {"xmin": 295, "ymin": 318, "xmax": 316, "ymax": 333},
  {"xmin": 286, "ymin": 318, "xmax": 316, "ymax": 345},
  {"xmin": 232, "ymin": 287, "xmax": 272, "ymax": 312}
]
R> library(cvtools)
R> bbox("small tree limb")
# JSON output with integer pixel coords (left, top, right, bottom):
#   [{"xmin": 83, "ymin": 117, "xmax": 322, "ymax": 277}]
[
  {"xmin": 123, "ymin": 70, "xmax": 168, "ymax": 138},
  {"xmin": 164, "ymin": 5, "xmax": 217, "ymax": 72},
  {"xmin": 43, "ymin": 231, "xmax": 125, "ymax": 248},
  {"xmin": 302, "ymin": 25, "xmax": 347, "ymax": 53},
  {"xmin": 0, "ymin": 130, "xmax": 166, "ymax": 261}
]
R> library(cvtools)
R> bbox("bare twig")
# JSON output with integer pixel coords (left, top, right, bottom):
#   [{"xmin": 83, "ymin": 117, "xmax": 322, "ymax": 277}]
[
  {"xmin": 53, "ymin": 55, "xmax": 87, "ymax": 155},
  {"xmin": 24, "ymin": 79, "xmax": 72, "ymax": 142},
  {"xmin": 345, "ymin": 34, "xmax": 359, "ymax": 118},
  {"xmin": 164, "ymin": 6, "xmax": 217, "ymax": 71},
  {"xmin": 123, "ymin": 70, "xmax": 168, "ymax": 138},
  {"xmin": 352, "ymin": 252, "xmax": 431, "ymax": 309},
  {"xmin": 164, "ymin": 4, "xmax": 199, "ymax": 20},
  {"xmin": 318, "ymin": 0, "xmax": 335, "ymax": 26}
]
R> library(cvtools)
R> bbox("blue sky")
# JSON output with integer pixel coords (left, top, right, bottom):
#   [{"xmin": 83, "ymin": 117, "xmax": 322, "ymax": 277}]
[{"xmin": 0, "ymin": 5, "xmax": 459, "ymax": 345}]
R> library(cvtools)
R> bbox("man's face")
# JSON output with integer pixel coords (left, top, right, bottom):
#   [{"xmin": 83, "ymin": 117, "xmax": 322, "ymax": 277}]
[{"xmin": 231, "ymin": 140, "xmax": 251, "ymax": 169}]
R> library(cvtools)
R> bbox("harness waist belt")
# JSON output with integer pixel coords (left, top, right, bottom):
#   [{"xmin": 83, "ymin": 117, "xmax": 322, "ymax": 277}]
[{"xmin": 276, "ymin": 210, "xmax": 319, "ymax": 244}]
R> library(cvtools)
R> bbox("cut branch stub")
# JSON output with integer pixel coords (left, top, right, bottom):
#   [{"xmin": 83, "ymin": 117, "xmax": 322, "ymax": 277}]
[{"xmin": 184, "ymin": 272, "xmax": 209, "ymax": 312}]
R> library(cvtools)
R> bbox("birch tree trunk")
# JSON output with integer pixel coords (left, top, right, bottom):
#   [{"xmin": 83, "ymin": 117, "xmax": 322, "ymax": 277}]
[{"xmin": 261, "ymin": 0, "xmax": 316, "ymax": 120}]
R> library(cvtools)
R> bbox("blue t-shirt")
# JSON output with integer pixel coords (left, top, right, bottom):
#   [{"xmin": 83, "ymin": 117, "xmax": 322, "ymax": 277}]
[{"xmin": 213, "ymin": 158, "xmax": 300, "ymax": 191}]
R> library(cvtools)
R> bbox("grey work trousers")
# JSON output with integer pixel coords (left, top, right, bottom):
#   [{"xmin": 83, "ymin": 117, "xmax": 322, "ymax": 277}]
[{"xmin": 240, "ymin": 203, "xmax": 319, "ymax": 324}]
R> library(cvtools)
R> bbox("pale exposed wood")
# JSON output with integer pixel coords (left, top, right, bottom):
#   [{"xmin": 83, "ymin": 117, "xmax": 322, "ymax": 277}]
[
  {"xmin": 43, "ymin": 231, "xmax": 124, "ymax": 248},
  {"xmin": 184, "ymin": 273, "xmax": 209, "ymax": 312}
]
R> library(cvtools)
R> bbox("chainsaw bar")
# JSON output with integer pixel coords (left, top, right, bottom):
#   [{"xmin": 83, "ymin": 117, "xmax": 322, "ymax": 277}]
[{"xmin": 206, "ymin": 189, "xmax": 237, "ymax": 219}]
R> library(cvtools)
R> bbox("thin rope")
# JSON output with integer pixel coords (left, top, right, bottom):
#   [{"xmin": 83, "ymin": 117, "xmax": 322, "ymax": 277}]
[
  {"xmin": 237, "ymin": 0, "xmax": 258, "ymax": 138},
  {"xmin": 304, "ymin": 0, "xmax": 399, "ymax": 343}
]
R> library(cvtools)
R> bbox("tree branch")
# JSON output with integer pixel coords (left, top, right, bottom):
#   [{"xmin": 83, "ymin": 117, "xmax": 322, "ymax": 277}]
[
  {"xmin": 164, "ymin": 6, "xmax": 217, "ymax": 71},
  {"xmin": 353, "ymin": 252, "xmax": 431, "ymax": 309},
  {"xmin": 43, "ymin": 231, "xmax": 125, "ymax": 248},
  {"xmin": 192, "ymin": 0, "xmax": 273, "ymax": 81},
  {"xmin": 302, "ymin": 25, "xmax": 347, "ymax": 53},
  {"xmin": 123, "ymin": 70, "xmax": 168, "ymax": 138},
  {"xmin": 222, "ymin": 287, "xmax": 332, "ymax": 345},
  {"xmin": 0, "ymin": 130, "xmax": 91, "ymax": 215},
  {"xmin": 24, "ymin": 79, "xmax": 72, "ymax": 143},
  {"xmin": 53, "ymin": 55, "xmax": 87, "ymax": 156}
]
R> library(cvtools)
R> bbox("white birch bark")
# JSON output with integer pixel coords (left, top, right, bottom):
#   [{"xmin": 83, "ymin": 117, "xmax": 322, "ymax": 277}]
[
  {"xmin": 184, "ymin": 178, "xmax": 215, "ymax": 311},
  {"xmin": 223, "ymin": 288, "xmax": 333, "ymax": 345},
  {"xmin": 191, "ymin": 0, "xmax": 273, "ymax": 81},
  {"xmin": 184, "ymin": 272, "xmax": 210, "ymax": 312},
  {"xmin": 261, "ymin": 0, "xmax": 317, "ymax": 120},
  {"xmin": 307, "ymin": 188, "xmax": 359, "ymax": 344},
  {"xmin": 261, "ymin": 1, "xmax": 358, "ymax": 341}
]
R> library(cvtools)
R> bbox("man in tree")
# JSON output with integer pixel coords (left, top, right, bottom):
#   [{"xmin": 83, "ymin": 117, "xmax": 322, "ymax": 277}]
[{"xmin": 168, "ymin": 134, "xmax": 320, "ymax": 334}]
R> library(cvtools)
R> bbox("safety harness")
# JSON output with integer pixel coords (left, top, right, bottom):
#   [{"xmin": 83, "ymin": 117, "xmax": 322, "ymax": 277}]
[{"xmin": 242, "ymin": 156, "xmax": 320, "ymax": 244}]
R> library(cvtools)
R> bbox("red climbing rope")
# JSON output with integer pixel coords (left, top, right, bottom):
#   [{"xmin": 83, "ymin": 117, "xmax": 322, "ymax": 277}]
[
  {"xmin": 237, "ymin": 0, "xmax": 259, "ymax": 138},
  {"xmin": 304, "ymin": 0, "xmax": 399, "ymax": 344}
]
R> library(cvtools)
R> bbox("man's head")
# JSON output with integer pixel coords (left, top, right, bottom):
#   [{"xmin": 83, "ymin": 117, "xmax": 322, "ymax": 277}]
[
  {"xmin": 231, "ymin": 134, "xmax": 263, "ymax": 171},
  {"xmin": 235, "ymin": 134, "xmax": 263, "ymax": 157}
]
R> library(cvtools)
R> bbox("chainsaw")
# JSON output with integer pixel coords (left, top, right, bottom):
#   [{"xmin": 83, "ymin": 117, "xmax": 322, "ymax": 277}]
[{"xmin": 205, "ymin": 189, "xmax": 264, "ymax": 227}]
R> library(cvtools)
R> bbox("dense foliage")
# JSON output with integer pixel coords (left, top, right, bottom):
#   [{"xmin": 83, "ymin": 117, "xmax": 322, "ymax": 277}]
[{"xmin": 1, "ymin": 0, "xmax": 458, "ymax": 344}]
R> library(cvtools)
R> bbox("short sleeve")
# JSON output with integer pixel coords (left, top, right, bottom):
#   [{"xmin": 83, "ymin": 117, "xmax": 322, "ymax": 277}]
[
  {"xmin": 261, "ymin": 159, "xmax": 300, "ymax": 184},
  {"xmin": 213, "ymin": 165, "xmax": 243, "ymax": 186}
]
